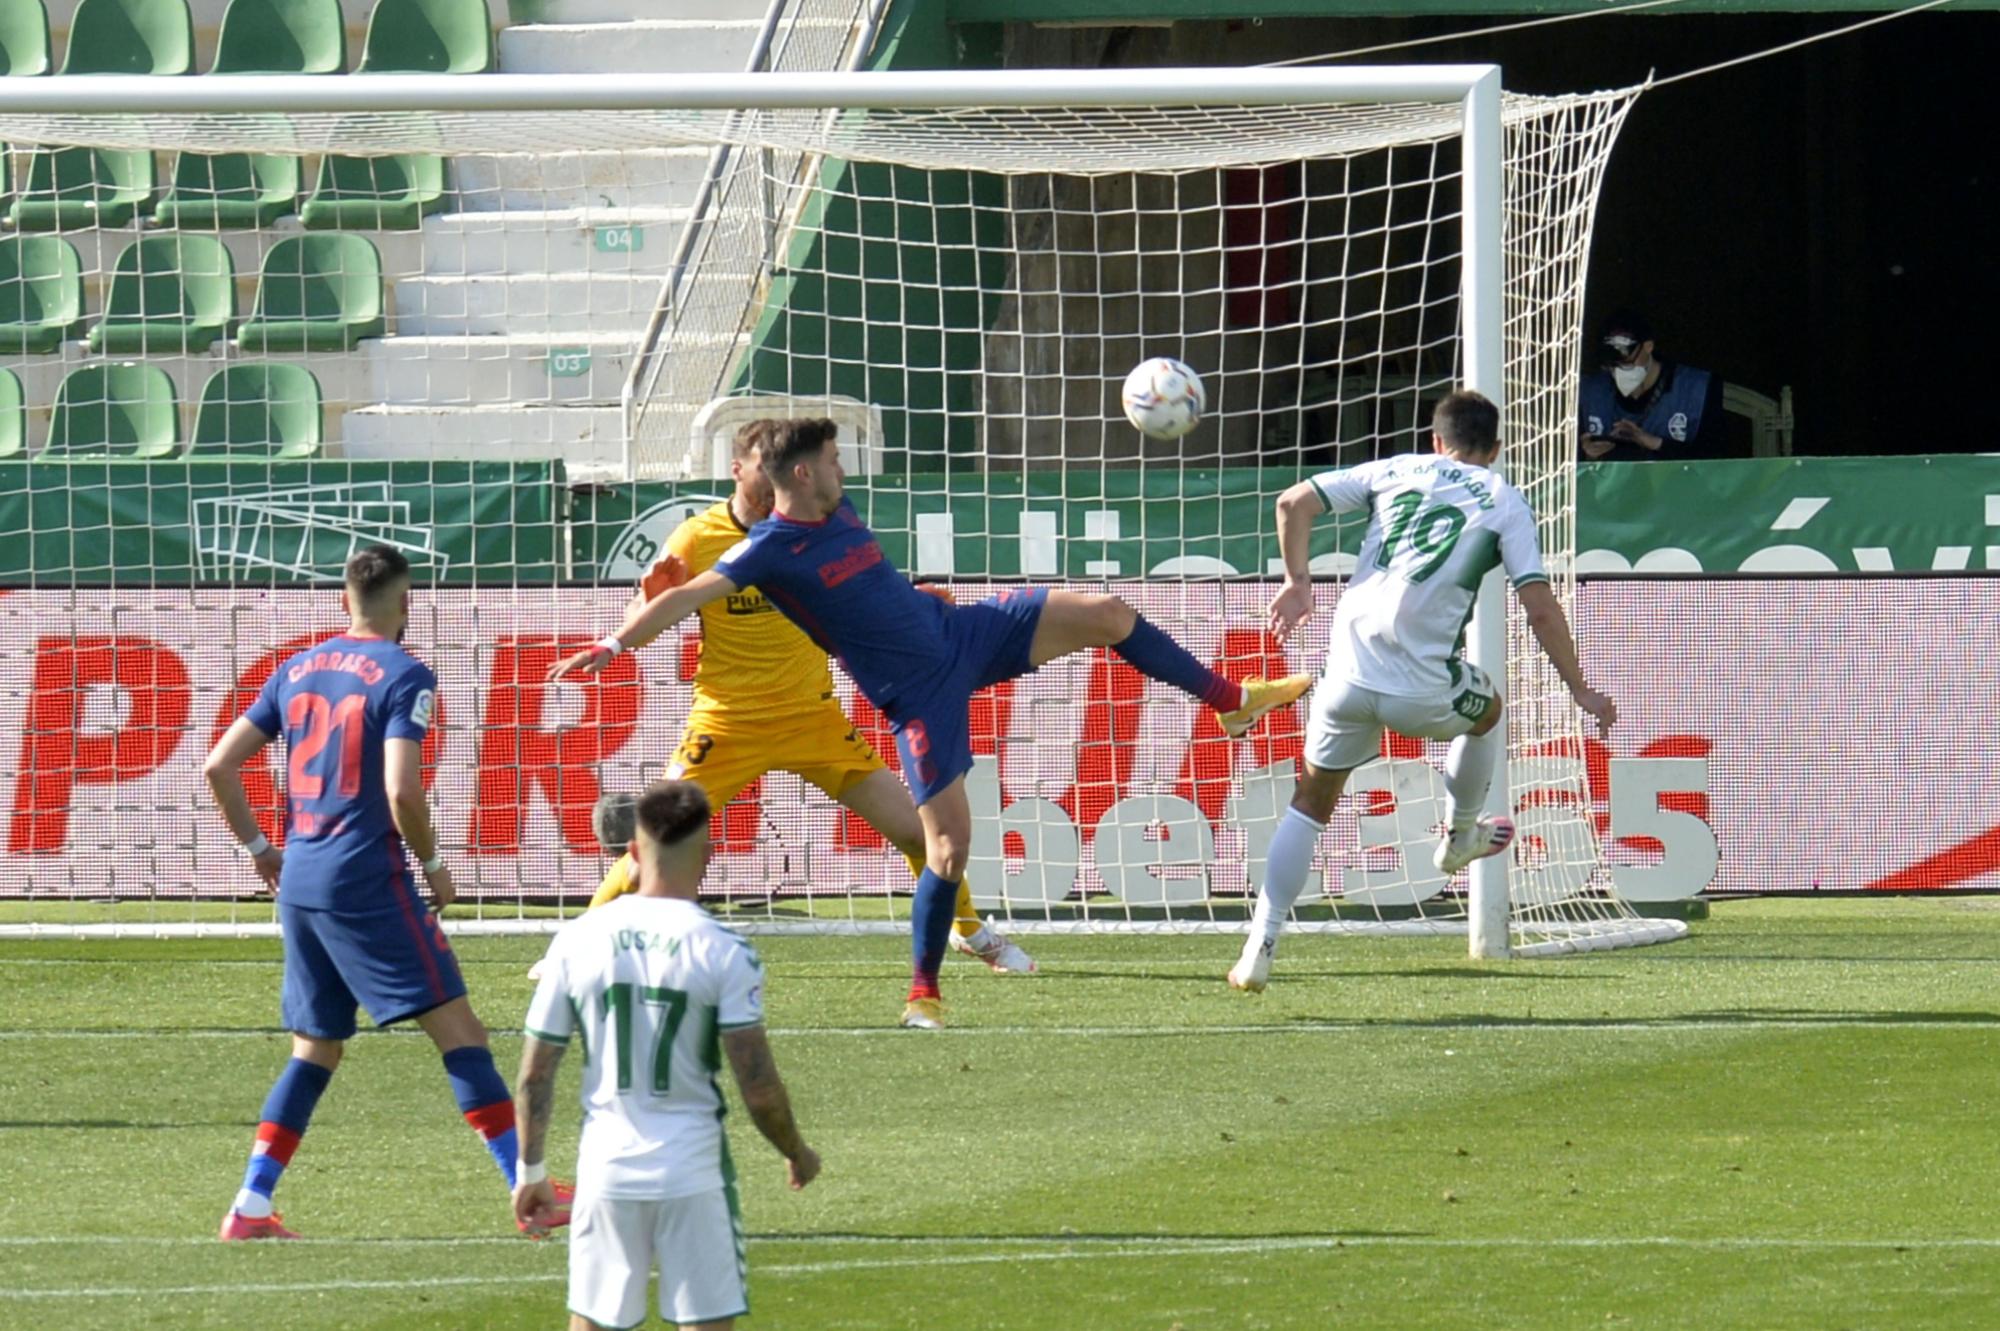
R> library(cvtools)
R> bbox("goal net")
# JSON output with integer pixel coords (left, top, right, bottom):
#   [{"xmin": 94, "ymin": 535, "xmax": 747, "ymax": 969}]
[{"xmin": 0, "ymin": 69, "xmax": 1684, "ymax": 955}]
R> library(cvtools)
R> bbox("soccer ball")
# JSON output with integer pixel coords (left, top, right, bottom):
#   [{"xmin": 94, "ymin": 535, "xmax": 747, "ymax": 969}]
[{"xmin": 1121, "ymin": 357, "xmax": 1206, "ymax": 440}]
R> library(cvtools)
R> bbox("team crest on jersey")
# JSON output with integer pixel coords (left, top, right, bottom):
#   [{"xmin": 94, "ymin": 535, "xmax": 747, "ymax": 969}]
[
  {"xmin": 409, "ymin": 688, "xmax": 436, "ymax": 730},
  {"xmin": 1668, "ymin": 412, "xmax": 1689, "ymax": 442}
]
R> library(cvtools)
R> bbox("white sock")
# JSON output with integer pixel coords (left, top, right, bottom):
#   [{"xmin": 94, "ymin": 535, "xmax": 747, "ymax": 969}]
[
  {"xmin": 1443, "ymin": 726, "xmax": 1501, "ymax": 832},
  {"xmin": 1251, "ymin": 806, "xmax": 1325, "ymax": 949},
  {"xmin": 962, "ymin": 923, "xmax": 996, "ymax": 951},
  {"xmin": 232, "ymin": 1189, "xmax": 273, "ymax": 1219}
]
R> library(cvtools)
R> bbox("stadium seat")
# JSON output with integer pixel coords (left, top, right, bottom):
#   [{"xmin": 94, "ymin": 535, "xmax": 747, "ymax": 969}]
[
  {"xmin": 357, "ymin": 0, "xmax": 493, "ymax": 74},
  {"xmin": 157, "ymin": 0, "xmax": 344, "ymax": 227},
  {"xmin": 237, "ymin": 233, "xmax": 385, "ymax": 352},
  {"xmin": 155, "ymin": 151, "xmax": 301, "ymax": 228},
  {"xmin": 0, "ymin": 0, "xmax": 51, "ymax": 76},
  {"xmin": 0, "ymin": 234, "xmax": 86, "ymax": 354},
  {"xmin": 8, "ymin": 146, "xmax": 157, "ymax": 229},
  {"xmin": 46, "ymin": 362, "xmax": 181, "ymax": 460},
  {"xmin": 59, "ymin": 0, "xmax": 193, "ymax": 76},
  {"xmin": 211, "ymin": 0, "xmax": 345, "ymax": 75},
  {"xmin": 0, "ymin": 367, "xmax": 24, "ymax": 459},
  {"xmin": 299, "ymin": 152, "xmax": 447, "ymax": 230},
  {"xmin": 86, "ymin": 233, "xmax": 236, "ymax": 355},
  {"xmin": 191, "ymin": 363, "xmax": 322, "ymax": 457}
]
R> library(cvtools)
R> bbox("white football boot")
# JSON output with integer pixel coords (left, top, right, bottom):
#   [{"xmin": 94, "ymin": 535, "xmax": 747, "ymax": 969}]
[
  {"xmin": 1228, "ymin": 933, "xmax": 1274, "ymax": 993},
  {"xmin": 1432, "ymin": 815, "xmax": 1518, "ymax": 875}
]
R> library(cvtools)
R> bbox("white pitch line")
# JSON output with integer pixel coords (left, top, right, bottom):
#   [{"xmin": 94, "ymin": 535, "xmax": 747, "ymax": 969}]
[
  {"xmin": 2, "ymin": 1017, "xmax": 1997, "ymax": 1041},
  {"xmin": 6, "ymin": 1234, "xmax": 1999, "ymax": 1299}
]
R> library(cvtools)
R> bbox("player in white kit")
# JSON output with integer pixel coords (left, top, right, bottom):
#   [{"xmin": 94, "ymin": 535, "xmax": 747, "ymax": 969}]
[
  {"xmin": 513, "ymin": 780, "xmax": 820, "ymax": 1330},
  {"xmin": 1229, "ymin": 390, "xmax": 1618, "ymax": 991}
]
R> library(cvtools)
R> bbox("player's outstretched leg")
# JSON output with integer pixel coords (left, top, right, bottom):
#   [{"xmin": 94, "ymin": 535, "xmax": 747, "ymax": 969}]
[
  {"xmin": 220, "ymin": 1037, "xmax": 339, "ymax": 1240},
  {"xmin": 1231, "ymin": 764, "xmax": 1349, "ymax": 993},
  {"xmin": 418, "ymin": 998, "xmax": 575, "ymax": 1232},
  {"xmin": 1433, "ymin": 696, "xmax": 1515, "ymax": 875},
  {"xmin": 1028, "ymin": 592, "xmax": 1309, "ymax": 737}
]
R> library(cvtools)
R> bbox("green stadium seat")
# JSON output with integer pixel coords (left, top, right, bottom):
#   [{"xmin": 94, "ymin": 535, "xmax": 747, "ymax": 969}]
[
  {"xmin": 192, "ymin": 363, "xmax": 322, "ymax": 457},
  {"xmin": 8, "ymin": 146, "xmax": 157, "ymax": 229},
  {"xmin": 237, "ymin": 233, "xmax": 384, "ymax": 352},
  {"xmin": 0, "ymin": 0, "xmax": 51, "ymax": 76},
  {"xmin": 46, "ymin": 362, "xmax": 181, "ymax": 460},
  {"xmin": 299, "ymin": 152, "xmax": 447, "ymax": 230},
  {"xmin": 0, "ymin": 234, "xmax": 86, "ymax": 354},
  {"xmin": 0, "ymin": 367, "xmax": 24, "ymax": 459},
  {"xmin": 60, "ymin": 0, "xmax": 193, "ymax": 76},
  {"xmin": 358, "ymin": 0, "xmax": 493, "ymax": 73},
  {"xmin": 155, "ymin": 151, "xmax": 301, "ymax": 228},
  {"xmin": 212, "ymin": 0, "xmax": 345, "ymax": 74},
  {"xmin": 86, "ymin": 233, "xmax": 236, "ymax": 355}
]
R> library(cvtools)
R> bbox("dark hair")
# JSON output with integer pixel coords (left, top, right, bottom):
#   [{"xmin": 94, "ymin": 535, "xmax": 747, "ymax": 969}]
[
  {"xmin": 592, "ymin": 791, "xmax": 638, "ymax": 852},
  {"xmin": 635, "ymin": 780, "xmax": 711, "ymax": 849},
  {"xmin": 344, "ymin": 544, "xmax": 412, "ymax": 605},
  {"xmin": 755, "ymin": 417, "xmax": 839, "ymax": 482},
  {"xmin": 1431, "ymin": 390, "xmax": 1500, "ymax": 457},
  {"xmin": 731, "ymin": 418, "xmax": 776, "ymax": 462}
]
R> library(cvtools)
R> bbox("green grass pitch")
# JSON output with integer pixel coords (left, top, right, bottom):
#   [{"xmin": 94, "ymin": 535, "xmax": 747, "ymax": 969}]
[{"xmin": 5, "ymin": 898, "xmax": 1998, "ymax": 1330}]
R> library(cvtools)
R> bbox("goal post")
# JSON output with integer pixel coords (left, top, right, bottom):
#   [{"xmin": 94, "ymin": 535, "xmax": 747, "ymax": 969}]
[{"xmin": 0, "ymin": 68, "xmax": 1684, "ymax": 955}]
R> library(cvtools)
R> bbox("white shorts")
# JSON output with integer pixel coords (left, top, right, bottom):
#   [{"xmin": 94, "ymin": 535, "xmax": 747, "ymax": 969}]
[
  {"xmin": 569, "ymin": 1186, "xmax": 748, "ymax": 1330},
  {"xmin": 1306, "ymin": 661, "xmax": 1500, "ymax": 773}
]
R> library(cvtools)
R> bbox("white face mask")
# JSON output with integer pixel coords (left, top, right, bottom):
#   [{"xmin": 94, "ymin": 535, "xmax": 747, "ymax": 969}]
[{"xmin": 1611, "ymin": 363, "xmax": 1650, "ymax": 396}]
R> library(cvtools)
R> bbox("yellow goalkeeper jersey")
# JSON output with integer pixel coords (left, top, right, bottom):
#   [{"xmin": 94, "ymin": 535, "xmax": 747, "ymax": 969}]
[{"xmin": 671, "ymin": 500, "xmax": 834, "ymax": 718}]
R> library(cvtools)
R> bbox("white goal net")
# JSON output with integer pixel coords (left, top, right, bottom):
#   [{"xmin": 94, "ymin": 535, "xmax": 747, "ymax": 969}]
[{"xmin": 0, "ymin": 69, "xmax": 1683, "ymax": 955}]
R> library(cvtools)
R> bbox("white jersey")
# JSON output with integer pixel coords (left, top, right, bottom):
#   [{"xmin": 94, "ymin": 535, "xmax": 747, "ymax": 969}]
[
  {"xmin": 1310, "ymin": 454, "xmax": 1549, "ymax": 696},
  {"xmin": 524, "ymin": 895, "xmax": 765, "ymax": 1200}
]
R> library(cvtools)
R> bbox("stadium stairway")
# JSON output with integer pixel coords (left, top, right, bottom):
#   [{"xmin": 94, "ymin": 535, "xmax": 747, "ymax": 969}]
[{"xmin": 342, "ymin": 0, "xmax": 777, "ymax": 474}]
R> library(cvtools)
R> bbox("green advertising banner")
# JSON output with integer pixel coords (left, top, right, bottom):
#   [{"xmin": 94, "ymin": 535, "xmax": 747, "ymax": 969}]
[
  {"xmin": 0, "ymin": 460, "xmax": 563, "ymax": 585},
  {"xmin": 1, "ymin": 456, "xmax": 1987, "ymax": 585},
  {"xmin": 1577, "ymin": 456, "xmax": 2000, "ymax": 574}
]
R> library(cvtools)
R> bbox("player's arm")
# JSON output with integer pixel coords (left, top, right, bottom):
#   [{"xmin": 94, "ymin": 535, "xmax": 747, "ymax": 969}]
[
  {"xmin": 203, "ymin": 718, "xmax": 283, "ymax": 891},
  {"xmin": 511, "ymin": 1033, "xmax": 567, "ymax": 1235},
  {"xmin": 385, "ymin": 737, "xmax": 454, "ymax": 909},
  {"xmin": 1515, "ymin": 580, "xmax": 1617, "ymax": 736},
  {"xmin": 722, "ymin": 1025, "xmax": 820, "ymax": 1191},
  {"xmin": 546, "ymin": 569, "xmax": 740, "ymax": 683},
  {"xmin": 1270, "ymin": 470, "xmax": 1364, "ymax": 641}
]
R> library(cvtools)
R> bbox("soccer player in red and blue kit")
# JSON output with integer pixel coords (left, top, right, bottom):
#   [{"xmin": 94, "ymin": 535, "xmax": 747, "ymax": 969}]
[
  {"xmin": 205, "ymin": 545, "xmax": 569, "ymax": 1239},
  {"xmin": 549, "ymin": 418, "xmax": 1311, "ymax": 1029}
]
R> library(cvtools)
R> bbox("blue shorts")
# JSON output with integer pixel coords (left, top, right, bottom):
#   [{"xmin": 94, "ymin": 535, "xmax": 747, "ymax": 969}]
[
  {"xmin": 890, "ymin": 587, "xmax": 1047, "ymax": 806},
  {"xmin": 280, "ymin": 895, "xmax": 468, "ymax": 1040}
]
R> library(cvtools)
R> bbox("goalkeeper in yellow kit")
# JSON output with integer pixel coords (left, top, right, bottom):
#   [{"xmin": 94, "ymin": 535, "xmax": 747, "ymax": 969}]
[{"xmin": 586, "ymin": 419, "xmax": 1034, "ymax": 975}]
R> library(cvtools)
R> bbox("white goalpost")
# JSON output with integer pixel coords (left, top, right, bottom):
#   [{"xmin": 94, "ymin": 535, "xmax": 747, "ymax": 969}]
[{"xmin": 0, "ymin": 68, "xmax": 1684, "ymax": 955}]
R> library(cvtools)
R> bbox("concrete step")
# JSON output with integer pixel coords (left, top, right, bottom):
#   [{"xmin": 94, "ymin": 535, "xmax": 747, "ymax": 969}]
[
  {"xmin": 339, "ymin": 403, "xmax": 623, "ymax": 467},
  {"xmin": 508, "ymin": 0, "xmax": 771, "ymax": 21},
  {"xmin": 420, "ymin": 208, "xmax": 690, "ymax": 275},
  {"xmin": 367, "ymin": 333, "xmax": 638, "ymax": 404},
  {"xmin": 498, "ymin": 20, "xmax": 764, "ymax": 75},
  {"xmin": 452, "ymin": 148, "xmax": 714, "ymax": 213},
  {"xmin": 392, "ymin": 272, "xmax": 664, "ymax": 335}
]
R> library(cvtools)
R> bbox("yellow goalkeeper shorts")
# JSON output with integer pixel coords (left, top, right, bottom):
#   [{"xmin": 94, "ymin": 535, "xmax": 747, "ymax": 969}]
[{"xmin": 668, "ymin": 697, "xmax": 889, "ymax": 806}]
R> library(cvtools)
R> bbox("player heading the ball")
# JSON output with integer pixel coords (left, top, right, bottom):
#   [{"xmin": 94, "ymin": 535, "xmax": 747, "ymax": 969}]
[
  {"xmin": 205, "ymin": 545, "xmax": 570, "ymax": 1240},
  {"xmin": 515, "ymin": 780, "xmax": 819, "ymax": 1330},
  {"xmin": 549, "ymin": 418, "xmax": 1312, "ymax": 1029},
  {"xmin": 1228, "ymin": 390, "xmax": 1619, "ymax": 993}
]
